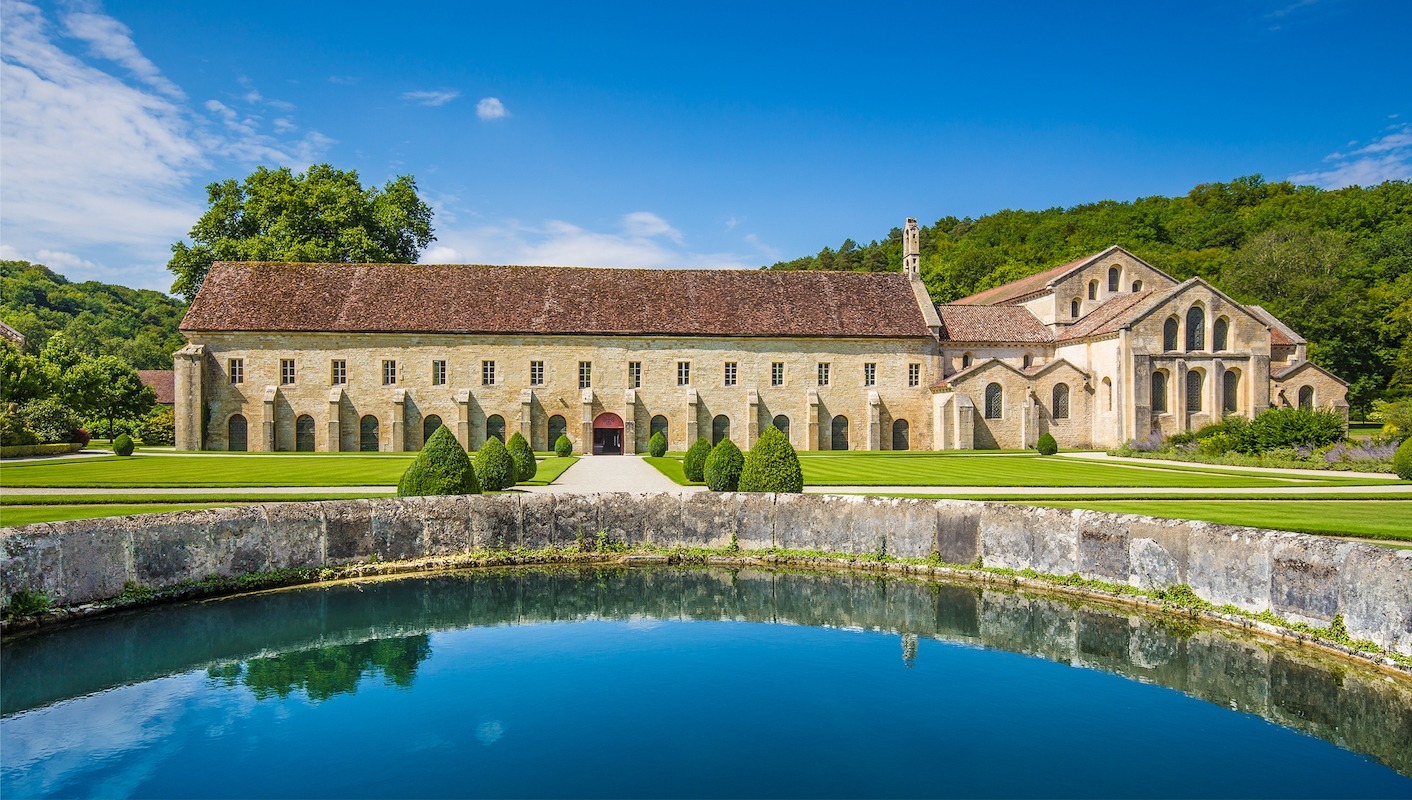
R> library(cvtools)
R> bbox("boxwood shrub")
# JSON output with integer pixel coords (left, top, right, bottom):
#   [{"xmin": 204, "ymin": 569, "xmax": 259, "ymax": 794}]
[
  {"xmin": 703, "ymin": 438, "xmax": 744, "ymax": 491},
  {"xmin": 398, "ymin": 426, "xmax": 480, "ymax": 496},
  {"xmin": 554, "ymin": 435, "xmax": 573, "ymax": 458},
  {"xmin": 647, "ymin": 430, "xmax": 667, "ymax": 458},
  {"xmin": 112, "ymin": 433, "xmax": 135, "ymax": 457},
  {"xmin": 1036, "ymin": 432, "xmax": 1058, "ymax": 455},
  {"xmin": 1394, "ymin": 437, "xmax": 1412, "ymax": 481},
  {"xmin": 474, "ymin": 436, "xmax": 517, "ymax": 491},
  {"xmin": 683, "ymin": 436, "xmax": 712, "ymax": 483},
  {"xmin": 507, "ymin": 431, "xmax": 537, "ymax": 482},
  {"xmin": 739, "ymin": 426, "xmax": 803, "ymax": 493}
]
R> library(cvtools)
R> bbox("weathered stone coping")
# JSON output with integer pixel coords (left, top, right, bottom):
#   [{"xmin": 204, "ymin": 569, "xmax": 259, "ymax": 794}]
[{"xmin": 2, "ymin": 493, "xmax": 1409, "ymax": 655}]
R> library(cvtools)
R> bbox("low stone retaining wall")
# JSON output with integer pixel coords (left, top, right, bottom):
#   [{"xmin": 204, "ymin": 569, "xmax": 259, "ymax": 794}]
[{"xmin": 2, "ymin": 493, "xmax": 1409, "ymax": 654}]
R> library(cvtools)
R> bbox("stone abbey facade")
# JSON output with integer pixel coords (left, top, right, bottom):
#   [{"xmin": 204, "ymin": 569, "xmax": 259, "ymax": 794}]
[{"xmin": 173, "ymin": 220, "xmax": 1347, "ymax": 453}]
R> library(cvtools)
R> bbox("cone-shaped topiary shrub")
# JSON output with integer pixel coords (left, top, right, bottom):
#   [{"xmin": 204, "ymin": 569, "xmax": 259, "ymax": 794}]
[
  {"xmin": 739, "ymin": 426, "xmax": 803, "ymax": 493},
  {"xmin": 703, "ymin": 438, "xmax": 744, "ymax": 491},
  {"xmin": 647, "ymin": 430, "xmax": 667, "ymax": 458},
  {"xmin": 1036, "ymin": 432, "xmax": 1058, "ymax": 455},
  {"xmin": 1394, "ymin": 437, "xmax": 1412, "ymax": 480},
  {"xmin": 507, "ymin": 431, "xmax": 537, "ymax": 482},
  {"xmin": 554, "ymin": 435, "xmax": 573, "ymax": 457},
  {"xmin": 683, "ymin": 436, "xmax": 712, "ymax": 483},
  {"xmin": 398, "ymin": 426, "xmax": 480, "ymax": 496},
  {"xmin": 112, "ymin": 433, "xmax": 134, "ymax": 457},
  {"xmin": 473, "ymin": 436, "xmax": 518, "ymax": 491}
]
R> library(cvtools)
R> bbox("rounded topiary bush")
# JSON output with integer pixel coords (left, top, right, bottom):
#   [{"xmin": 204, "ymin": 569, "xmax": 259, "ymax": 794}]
[
  {"xmin": 647, "ymin": 430, "xmax": 667, "ymax": 458},
  {"xmin": 1036, "ymin": 432, "xmax": 1058, "ymax": 456},
  {"xmin": 738, "ymin": 426, "xmax": 803, "ymax": 493},
  {"xmin": 474, "ymin": 436, "xmax": 517, "ymax": 491},
  {"xmin": 683, "ymin": 436, "xmax": 712, "ymax": 483},
  {"xmin": 703, "ymin": 438, "xmax": 744, "ymax": 491},
  {"xmin": 398, "ymin": 426, "xmax": 480, "ymax": 496},
  {"xmin": 1394, "ymin": 437, "xmax": 1412, "ymax": 481},
  {"xmin": 554, "ymin": 435, "xmax": 573, "ymax": 458},
  {"xmin": 112, "ymin": 433, "xmax": 134, "ymax": 457},
  {"xmin": 507, "ymin": 431, "xmax": 537, "ymax": 482}
]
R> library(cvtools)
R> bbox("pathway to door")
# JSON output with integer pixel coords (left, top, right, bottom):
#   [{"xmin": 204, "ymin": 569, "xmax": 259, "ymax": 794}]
[{"xmin": 522, "ymin": 455, "xmax": 704, "ymax": 495}]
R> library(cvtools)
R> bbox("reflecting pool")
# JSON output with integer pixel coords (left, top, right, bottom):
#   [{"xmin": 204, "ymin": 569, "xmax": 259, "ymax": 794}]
[{"xmin": 3, "ymin": 567, "xmax": 1410, "ymax": 798}]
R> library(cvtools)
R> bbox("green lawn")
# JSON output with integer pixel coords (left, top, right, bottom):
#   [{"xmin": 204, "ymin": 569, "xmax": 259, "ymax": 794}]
[
  {"xmin": 1027, "ymin": 500, "xmax": 1412, "ymax": 543},
  {"xmin": 0, "ymin": 504, "xmax": 244, "ymax": 527}
]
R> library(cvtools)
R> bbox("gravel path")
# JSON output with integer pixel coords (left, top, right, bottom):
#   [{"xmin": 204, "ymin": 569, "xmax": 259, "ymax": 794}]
[{"xmin": 520, "ymin": 455, "xmax": 705, "ymax": 495}]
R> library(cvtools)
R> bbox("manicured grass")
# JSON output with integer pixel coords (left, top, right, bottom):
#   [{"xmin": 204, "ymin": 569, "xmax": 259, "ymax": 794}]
[
  {"xmin": 1026, "ymin": 500, "xmax": 1412, "ymax": 543},
  {"xmin": 0, "ymin": 504, "xmax": 244, "ymax": 527},
  {"xmin": 1347, "ymin": 422, "xmax": 1384, "ymax": 439},
  {"xmin": 1, "ymin": 492, "xmax": 397, "ymax": 506},
  {"xmin": 518, "ymin": 457, "xmax": 578, "ymax": 486},
  {"xmin": 643, "ymin": 456, "xmax": 701, "ymax": 486}
]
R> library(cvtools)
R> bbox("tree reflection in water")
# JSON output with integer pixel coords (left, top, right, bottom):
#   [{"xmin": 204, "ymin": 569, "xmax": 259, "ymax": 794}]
[{"xmin": 207, "ymin": 635, "xmax": 431, "ymax": 702}]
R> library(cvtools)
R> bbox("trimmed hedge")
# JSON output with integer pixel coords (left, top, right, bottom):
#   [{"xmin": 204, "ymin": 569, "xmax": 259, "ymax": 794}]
[
  {"xmin": 397, "ymin": 426, "xmax": 480, "ymax": 496},
  {"xmin": 647, "ymin": 430, "xmax": 667, "ymax": 458},
  {"xmin": 474, "ymin": 436, "xmax": 517, "ymax": 491},
  {"xmin": 1394, "ymin": 437, "xmax": 1412, "ymax": 481},
  {"xmin": 554, "ymin": 435, "xmax": 573, "ymax": 458},
  {"xmin": 683, "ymin": 436, "xmax": 712, "ymax": 483},
  {"xmin": 507, "ymin": 431, "xmax": 537, "ymax": 482},
  {"xmin": 1036, "ymin": 432, "xmax": 1058, "ymax": 456},
  {"xmin": 112, "ymin": 433, "xmax": 135, "ymax": 457},
  {"xmin": 703, "ymin": 438, "xmax": 744, "ymax": 491},
  {"xmin": 1, "ymin": 442, "xmax": 84, "ymax": 459},
  {"xmin": 138, "ymin": 407, "xmax": 176, "ymax": 447},
  {"xmin": 739, "ymin": 426, "xmax": 803, "ymax": 493}
]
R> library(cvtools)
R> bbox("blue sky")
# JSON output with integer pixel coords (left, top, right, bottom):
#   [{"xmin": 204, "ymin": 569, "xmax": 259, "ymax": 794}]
[{"xmin": 2, "ymin": 0, "xmax": 1409, "ymax": 291}]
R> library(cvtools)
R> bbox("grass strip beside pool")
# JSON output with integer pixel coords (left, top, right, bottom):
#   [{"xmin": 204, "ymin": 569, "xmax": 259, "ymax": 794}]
[
  {"xmin": 1022, "ymin": 500, "xmax": 1412, "ymax": 543},
  {"xmin": 0, "ymin": 504, "xmax": 247, "ymax": 527}
]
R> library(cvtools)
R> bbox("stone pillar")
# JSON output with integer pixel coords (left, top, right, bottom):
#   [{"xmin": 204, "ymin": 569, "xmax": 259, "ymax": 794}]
[
  {"xmin": 1132, "ymin": 357, "xmax": 1152, "ymax": 440},
  {"xmin": 747, "ymin": 389, "xmax": 760, "ymax": 448},
  {"xmin": 867, "ymin": 391, "xmax": 881, "ymax": 451},
  {"xmin": 805, "ymin": 389, "xmax": 819, "ymax": 451},
  {"xmin": 1022, "ymin": 387, "xmax": 1039, "ymax": 449},
  {"xmin": 685, "ymin": 388, "xmax": 699, "ymax": 448},
  {"xmin": 519, "ymin": 389, "xmax": 534, "ymax": 443},
  {"xmin": 581, "ymin": 389, "xmax": 595, "ymax": 455},
  {"xmin": 326, "ymin": 388, "xmax": 343, "ymax": 452},
  {"xmin": 623, "ymin": 389, "xmax": 637, "ymax": 455},
  {"xmin": 173, "ymin": 344, "xmax": 205, "ymax": 450},
  {"xmin": 955, "ymin": 393, "xmax": 976, "ymax": 450},
  {"xmin": 1250, "ymin": 354, "xmax": 1270, "ymax": 417},
  {"xmin": 1175, "ymin": 359, "xmax": 1189, "ymax": 428},
  {"xmin": 261, "ymin": 386, "xmax": 277, "ymax": 452},
  {"xmin": 392, "ymin": 389, "xmax": 406, "ymax": 452},
  {"xmin": 455, "ymin": 389, "xmax": 471, "ymax": 450},
  {"xmin": 1212, "ymin": 358, "xmax": 1225, "ymax": 417}
]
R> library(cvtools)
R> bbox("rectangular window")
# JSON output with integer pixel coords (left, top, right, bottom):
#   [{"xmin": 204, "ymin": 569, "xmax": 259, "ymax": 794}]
[
  {"xmin": 530, "ymin": 360, "xmax": 544, "ymax": 387},
  {"xmin": 280, "ymin": 359, "xmax": 295, "ymax": 385},
  {"xmin": 382, "ymin": 360, "xmax": 396, "ymax": 386},
  {"xmin": 228, "ymin": 358, "xmax": 244, "ymax": 385},
  {"xmin": 432, "ymin": 360, "xmax": 447, "ymax": 386},
  {"xmin": 482, "ymin": 360, "xmax": 496, "ymax": 386},
  {"xmin": 817, "ymin": 362, "xmax": 830, "ymax": 387},
  {"xmin": 677, "ymin": 361, "xmax": 691, "ymax": 386},
  {"xmin": 331, "ymin": 360, "xmax": 346, "ymax": 386},
  {"xmin": 579, "ymin": 361, "xmax": 592, "ymax": 389},
  {"xmin": 908, "ymin": 363, "xmax": 921, "ymax": 387},
  {"xmin": 863, "ymin": 362, "xmax": 876, "ymax": 387},
  {"xmin": 771, "ymin": 362, "xmax": 784, "ymax": 387},
  {"xmin": 628, "ymin": 361, "xmax": 641, "ymax": 389},
  {"xmin": 724, "ymin": 362, "xmax": 737, "ymax": 387}
]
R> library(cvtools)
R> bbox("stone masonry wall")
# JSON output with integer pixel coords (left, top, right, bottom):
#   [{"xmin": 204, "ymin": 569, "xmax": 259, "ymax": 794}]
[{"xmin": 2, "ymin": 494, "xmax": 1409, "ymax": 654}]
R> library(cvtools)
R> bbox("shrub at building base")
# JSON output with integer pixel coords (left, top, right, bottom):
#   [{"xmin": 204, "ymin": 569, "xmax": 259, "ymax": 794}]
[
  {"xmin": 112, "ymin": 433, "xmax": 135, "ymax": 457},
  {"xmin": 554, "ymin": 435, "xmax": 573, "ymax": 458},
  {"xmin": 704, "ymin": 438, "xmax": 744, "ymax": 491},
  {"xmin": 683, "ymin": 436, "xmax": 712, "ymax": 483},
  {"xmin": 739, "ymin": 426, "xmax": 803, "ymax": 493},
  {"xmin": 138, "ymin": 407, "xmax": 176, "ymax": 446},
  {"xmin": 1394, "ymin": 438, "xmax": 1412, "ymax": 481},
  {"xmin": 1036, "ymin": 433, "xmax": 1058, "ymax": 455},
  {"xmin": 507, "ymin": 431, "xmax": 537, "ymax": 482},
  {"xmin": 398, "ymin": 426, "xmax": 480, "ymax": 496},
  {"xmin": 474, "ymin": 436, "xmax": 517, "ymax": 491},
  {"xmin": 647, "ymin": 431, "xmax": 667, "ymax": 458}
]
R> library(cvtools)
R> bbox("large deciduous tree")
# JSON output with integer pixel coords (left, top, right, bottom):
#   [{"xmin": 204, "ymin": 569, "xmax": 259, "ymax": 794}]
[
  {"xmin": 167, "ymin": 164, "xmax": 435, "ymax": 302},
  {"xmin": 65, "ymin": 355, "xmax": 156, "ymax": 439}
]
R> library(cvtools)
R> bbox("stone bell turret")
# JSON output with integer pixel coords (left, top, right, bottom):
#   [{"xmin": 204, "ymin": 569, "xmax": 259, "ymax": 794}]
[{"xmin": 903, "ymin": 217, "xmax": 921, "ymax": 278}]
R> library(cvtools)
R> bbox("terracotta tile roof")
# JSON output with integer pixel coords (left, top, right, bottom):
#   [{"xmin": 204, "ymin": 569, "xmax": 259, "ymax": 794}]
[
  {"xmin": 138, "ymin": 369, "xmax": 175, "ymax": 405},
  {"xmin": 1270, "ymin": 327, "xmax": 1294, "ymax": 347},
  {"xmin": 180, "ymin": 262, "xmax": 933, "ymax": 339},
  {"xmin": 950, "ymin": 247, "xmax": 1126, "ymax": 306},
  {"xmin": 936, "ymin": 305, "xmax": 1052, "ymax": 343},
  {"xmin": 1059, "ymin": 290, "xmax": 1156, "ymax": 340}
]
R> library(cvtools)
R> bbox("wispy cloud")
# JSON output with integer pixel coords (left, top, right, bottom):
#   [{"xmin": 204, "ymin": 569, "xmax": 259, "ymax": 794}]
[
  {"xmin": 403, "ymin": 89, "xmax": 460, "ymax": 107},
  {"xmin": 327, "ymin": 75, "xmax": 357, "ymax": 85},
  {"xmin": 1290, "ymin": 123, "xmax": 1412, "ymax": 188},
  {"xmin": 60, "ymin": 10, "xmax": 183, "ymax": 98},
  {"xmin": 476, "ymin": 96, "xmax": 508, "ymax": 120}
]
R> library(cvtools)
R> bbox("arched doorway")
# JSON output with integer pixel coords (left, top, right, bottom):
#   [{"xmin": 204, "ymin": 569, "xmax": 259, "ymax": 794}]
[
  {"xmin": 359, "ymin": 415, "xmax": 379, "ymax": 452},
  {"xmin": 295, "ymin": 415, "xmax": 316, "ymax": 452},
  {"xmin": 831, "ymin": 416, "xmax": 849, "ymax": 451},
  {"xmin": 423, "ymin": 414, "xmax": 443, "ymax": 445},
  {"xmin": 771, "ymin": 414, "xmax": 789, "ymax": 441},
  {"xmin": 892, "ymin": 419, "xmax": 909, "ymax": 451},
  {"xmin": 548, "ymin": 415, "xmax": 567, "ymax": 449},
  {"xmin": 227, "ymin": 414, "xmax": 248, "ymax": 451},
  {"xmin": 486, "ymin": 414, "xmax": 505, "ymax": 443},
  {"xmin": 711, "ymin": 414, "xmax": 730, "ymax": 445},
  {"xmin": 593, "ymin": 412, "xmax": 623, "ymax": 455}
]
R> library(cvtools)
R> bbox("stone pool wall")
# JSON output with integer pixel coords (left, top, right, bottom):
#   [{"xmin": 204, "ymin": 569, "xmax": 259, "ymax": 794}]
[{"xmin": 2, "ymin": 493, "xmax": 1409, "ymax": 654}]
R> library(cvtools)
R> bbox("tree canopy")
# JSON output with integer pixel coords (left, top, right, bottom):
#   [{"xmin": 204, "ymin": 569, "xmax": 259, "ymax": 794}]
[{"xmin": 167, "ymin": 164, "xmax": 435, "ymax": 301}]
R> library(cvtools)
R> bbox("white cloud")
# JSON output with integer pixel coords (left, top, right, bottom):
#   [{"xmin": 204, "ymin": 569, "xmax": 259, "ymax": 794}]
[
  {"xmin": 621, "ymin": 211, "xmax": 684, "ymax": 244},
  {"xmin": 1290, "ymin": 123, "xmax": 1412, "ymax": 188},
  {"xmin": 403, "ymin": 89, "xmax": 460, "ymax": 107},
  {"xmin": 476, "ymin": 96, "xmax": 508, "ymax": 120},
  {"xmin": 61, "ymin": 10, "xmax": 183, "ymax": 98}
]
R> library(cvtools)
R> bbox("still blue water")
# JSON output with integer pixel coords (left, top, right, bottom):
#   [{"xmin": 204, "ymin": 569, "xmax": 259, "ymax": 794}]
[{"xmin": 2, "ymin": 568, "xmax": 1410, "ymax": 798}]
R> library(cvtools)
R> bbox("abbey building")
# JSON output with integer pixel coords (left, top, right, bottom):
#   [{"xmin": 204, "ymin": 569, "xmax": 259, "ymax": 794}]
[{"xmin": 173, "ymin": 220, "xmax": 1347, "ymax": 453}]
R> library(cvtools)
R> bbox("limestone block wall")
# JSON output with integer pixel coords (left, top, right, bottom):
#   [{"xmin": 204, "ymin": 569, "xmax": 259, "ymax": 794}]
[{"xmin": 2, "ymin": 494, "xmax": 1408, "ymax": 654}]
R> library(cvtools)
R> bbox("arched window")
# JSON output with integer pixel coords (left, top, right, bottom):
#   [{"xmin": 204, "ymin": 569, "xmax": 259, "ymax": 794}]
[
  {"xmin": 548, "ymin": 415, "xmax": 567, "ymax": 446},
  {"xmin": 1298, "ymin": 385, "xmax": 1314, "ymax": 410},
  {"xmin": 295, "ymin": 414, "xmax": 316, "ymax": 452},
  {"xmin": 892, "ymin": 419, "xmax": 910, "ymax": 451},
  {"xmin": 1088, "ymin": 280, "xmax": 1098, "ymax": 300},
  {"xmin": 422, "ymin": 414, "xmax": 443, "ymax": 445},
  {"xmin": 961, "ymin": 353, "xmax": 973, "ymax": 369},
  {"xmin": 485, "ymin": 414, "xmax": 505, "ymax": 443},
  {"xmin": 771, "ymin": 414, "xmax": 789, "ymax": 440},
  {"xmin": 1107, "ymin": 266, "xmax": 1120, "ymax": 292},
  {"xmin": 1186, "ymin": 305, "xmax": 1205, "ymax": 351},
  {"xmin": 1151, "ymin": 371, "xmax": 1168, "ymax": 413},
  {"xmin": 1223, "ymin": 370, "xmax": 1240, "ymax": 414},
  {"xmin": 1131, "ymin": 280, "xmax": 1143, "ymax": 292},
  {"xmin": 1102, "ymin": 377, "xmax": 1113, "ymax": 412},
  {"xmin": 1163, "ymin": 316, "xmax": 1179, "ymax": 352},
  {"xmin": 1186, "ymin": 371, "xmax": 1204, "ymax": 413},
  {"xmin": 227, "ymin": 414, "xmax": 248, "ymax": 451},
  {"xmin": 712, "ymin": 414, "xmax": 730, "ymax": 445},
  {"xmin": 831, "ymin": 416, "xmax": 849, "ymax": 450},
  {"xmin": 1213, "ymin": 317, "xmax": 1229, "ymax": 352},
  {"xmin": 1022, "ymin": 354, "xmax": 1033, "ymax": 369},
  {"xmin": 359, "ymin": 415, "xmax": 379, "ymax": 452},
  {"xmin": 649, "ymin": 415, "xmax": 669, "ymax": 442},
  {"xmin": 1052, "ymin": 384, "xmax": 1070, "ymax": 419},
  {"xmin": 984, "ymin": 383, "xmax": 1003, "ymax": 419},
  {"xmin": 1071, "ymin": 298, "xmax": 1081, "ymax": 318}
]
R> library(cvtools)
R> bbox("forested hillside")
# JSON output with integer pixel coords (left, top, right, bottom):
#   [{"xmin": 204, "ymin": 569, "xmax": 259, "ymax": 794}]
[
  {"xmin": 0, "ymin": 261, "xmax": 188, "ymax": 369},
  {"xmin": 770, "ymin": 177, "xmax": 1412, "ymax": 412}
]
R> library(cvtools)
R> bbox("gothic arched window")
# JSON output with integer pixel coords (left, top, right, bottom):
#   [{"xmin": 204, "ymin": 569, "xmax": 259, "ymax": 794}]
[
  {"xmin": 984, "ymin": 383, "xmax": 1003, "ymax": 419},
  {"xmin": 1186, "ymin": 305, "xmax": 1206, "ymax": 351},
  {"xmin": 1052, "ymin": 384, "xmax": 1070, "ymax": 419}
]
